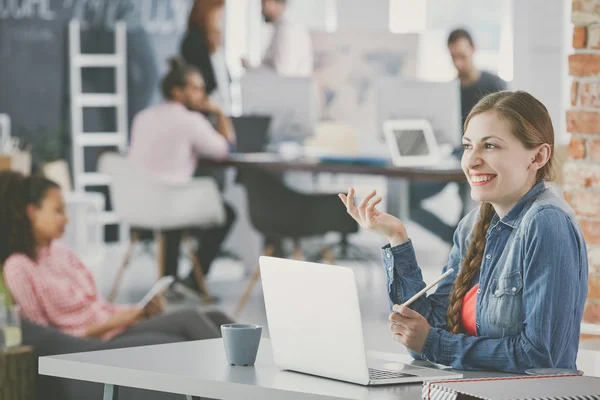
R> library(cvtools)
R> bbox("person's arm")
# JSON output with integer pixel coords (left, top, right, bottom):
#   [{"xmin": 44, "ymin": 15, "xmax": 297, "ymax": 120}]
[
  {"xmin": 383, "ymin": 220, "xmax": 465, "ymax": 330},
  {"xmin": 213, "ymin": 108, "xmax": 236, "ymax": 144},
  {"xmin": 420, "ymin": 208, "xmax": 585, "ymax": 372},
  {"xmin": 189, "ymin": 113, "xmax": 230, "ymax": 160},
  {"xmin": 84, "ymin": 307, "xmax": 144, "ymax": 338}
]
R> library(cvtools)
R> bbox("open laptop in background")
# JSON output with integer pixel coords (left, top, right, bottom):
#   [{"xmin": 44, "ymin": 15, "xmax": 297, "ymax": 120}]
[
  {"xmin": 259, "ymin": 256, "xmax": 463, "ymax": 386},
  {"xmin": 383, "ymin": 119, "xmax": 460, "ymax": 168},
  {"xmin": 383, "ymin": 119, "xmax": 440, "ymax": 167}
]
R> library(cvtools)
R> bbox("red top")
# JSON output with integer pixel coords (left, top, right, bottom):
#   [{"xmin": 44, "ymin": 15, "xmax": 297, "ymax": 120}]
[
  {"xmin": 461, "ymin": 284, "xmax": 479, "ymax": 336},
  {"xmin": 3, "ymin": 242, "xmax": 133, "ymax": 340}
]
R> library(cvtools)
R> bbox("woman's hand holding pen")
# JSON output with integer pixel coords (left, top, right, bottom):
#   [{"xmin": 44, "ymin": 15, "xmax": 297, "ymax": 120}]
[
  {"xmin": 389, "ymin": 305, "xmax": 430, "ymax": 354},
  {"xmin": 338, "ymin": 188, "xmax": 409, "ymax": 247}
]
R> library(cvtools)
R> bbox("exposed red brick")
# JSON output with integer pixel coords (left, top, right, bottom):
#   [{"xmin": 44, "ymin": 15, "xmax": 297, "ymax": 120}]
[
  {"xmin": 567, "ymin": 110, "xmax": 600, "ymax": 134},
  {"xmin": 569, "ymin": 54, "xmax": 600, "ymax": 77},
  {"xmin": 589, "ymin": 25, "xmax": 600, "ymax": 48},
  {"xmin": 573, "ymin": 0, "xmax": 600, "ymax": 25},
  {"xmin": 569, "ymin": 137, "xmax": 587, "ymax": 159},
  {"xmin": 590, "ymin": 246, "xmax": 600, "ymax": 274},
  {"xmin": 572, "ymin": 81, "xmax": 579, "ymax": 106},
  {"xmin": 590, "ymin": 139, "xmax": 600, "ymax": 161},
  {"xmin": 570, "ymin": 191, "xmax": 600, "ymax": 216},
  {"xmin": 581, "ymin": 333, "xmax": 600, "ymax": 340},
  {"xmin": 584, "ymin": 302, "xmax": 600, "ymax": 323},
  {"xmin": 564, "ymin": 190, "xmax": 573, "ymax": 204},
  {"xmin": 579, "ymin": 82, "xmax": 600, "ymax": 108},
  {"xmin": 574, "ymin": 26, "xmax": 587, "ymax": 48},
  {"xmin": 563, "ymin": 161, "xmax": 600, "ymax": 189},
  {"xmin": 581, "ymin": 220, "xmax": 600, "ymax": 244}
]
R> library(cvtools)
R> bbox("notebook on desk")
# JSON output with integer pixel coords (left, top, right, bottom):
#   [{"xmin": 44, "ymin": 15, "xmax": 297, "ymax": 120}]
[{"xmin": 423, "ymin": 375, "xmax": 600, "ymax": 400}]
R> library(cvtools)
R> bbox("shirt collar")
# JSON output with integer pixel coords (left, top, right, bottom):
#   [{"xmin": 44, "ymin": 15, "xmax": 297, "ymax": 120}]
[{"xmin": 490, "ymin": 181, "xmax": 546, "ymax": 230}]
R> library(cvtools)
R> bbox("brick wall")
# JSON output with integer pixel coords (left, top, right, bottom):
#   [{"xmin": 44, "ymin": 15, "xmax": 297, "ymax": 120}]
[{"xmin": 569, "ymin": 0, "xmax": 600, "ymax": 326}]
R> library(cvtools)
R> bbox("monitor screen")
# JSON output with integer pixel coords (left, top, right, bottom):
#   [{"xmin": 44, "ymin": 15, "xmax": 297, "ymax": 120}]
[{"xmin": 394, "ymin": 129, "xmax": 430, "ymax": 156}]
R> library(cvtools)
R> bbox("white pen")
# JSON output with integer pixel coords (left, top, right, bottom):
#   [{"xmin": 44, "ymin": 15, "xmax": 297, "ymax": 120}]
[{"xmin": 397, "ymin": 268, "xmax": 455, "ymax": 309}]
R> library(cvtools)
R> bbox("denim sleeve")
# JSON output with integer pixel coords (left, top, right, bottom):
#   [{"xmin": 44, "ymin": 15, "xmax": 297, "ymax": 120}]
[
  {"xmin": 382, "ymin": 225, "xmax": 463, "ymax": 330},
  {"xmin": 420, "ymin": 208, "xmax": 585, "ymax": 373}
]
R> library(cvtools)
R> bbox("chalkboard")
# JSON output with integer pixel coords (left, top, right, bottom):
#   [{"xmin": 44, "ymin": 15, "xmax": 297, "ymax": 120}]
[{"xmin": 0, "ymin": 0, "xmax": 193, "ymax": 167}]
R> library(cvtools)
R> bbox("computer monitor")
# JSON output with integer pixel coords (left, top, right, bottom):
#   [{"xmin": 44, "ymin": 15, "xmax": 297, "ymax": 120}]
[
  {"xmin": 231, "ymin": 116, "xmax": 272, "ymax": 153},
  {"xmin": 376, "ymin": 79, "xmax": 461, "ymax": 147},
  {"xmin": 240, "ymin": 73, "xmax": 318, "ymax": 144}
]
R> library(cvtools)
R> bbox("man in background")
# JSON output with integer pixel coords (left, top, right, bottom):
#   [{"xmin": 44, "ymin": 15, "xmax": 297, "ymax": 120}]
[
  {"xmin": 242, "ymin": 0, "xmax": 313, "ymax": 77},
  {"xmin": 129, "ymin": 57, "xmax": 236, "ymax": 297},
  {"xmin": 448, "ymin": 28, "xmax": 507, "ymax": 129},
  {"xmin": 409, "ymin": 29, "xmax": 507, "ymax": 245}
]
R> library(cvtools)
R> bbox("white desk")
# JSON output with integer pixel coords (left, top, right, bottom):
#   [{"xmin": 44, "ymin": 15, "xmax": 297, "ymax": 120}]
[
  {"xmin": 39, "ymin": 338, "xmax": 513, "ymax": 400},
  {"xmin": 39, "ymin": 338, "xmax": 600, "ymax": 400}
]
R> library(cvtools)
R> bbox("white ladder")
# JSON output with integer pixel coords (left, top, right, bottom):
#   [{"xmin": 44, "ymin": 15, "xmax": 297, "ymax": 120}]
[{"xmin": 68, "ymin": 20, "xmax": 128, "ymax": 231}]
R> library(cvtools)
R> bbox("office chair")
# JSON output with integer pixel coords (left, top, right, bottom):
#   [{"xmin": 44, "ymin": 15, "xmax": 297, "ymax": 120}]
[
  {"xmin": 98, "ymin": 153, "xmax": 226, "ymax": 303},
  {"xmin": 234, "ymin": 167, "xmax": 359, "ymax": 316}
]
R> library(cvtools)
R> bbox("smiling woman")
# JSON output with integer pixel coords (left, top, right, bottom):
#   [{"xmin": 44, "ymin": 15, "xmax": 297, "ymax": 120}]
[{"xmin": 338, "ymin": 90, "xmax": 589, "ymax": 373}]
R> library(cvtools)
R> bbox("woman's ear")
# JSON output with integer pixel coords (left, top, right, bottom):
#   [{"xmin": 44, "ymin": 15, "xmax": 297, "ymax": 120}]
[
  {"xmin": 25, "ymin": 203, "xmax": 38, "ymax": 222},
  {"xmin": 531, "ymin": 144, "xmax": 552, "ymax": 172}
]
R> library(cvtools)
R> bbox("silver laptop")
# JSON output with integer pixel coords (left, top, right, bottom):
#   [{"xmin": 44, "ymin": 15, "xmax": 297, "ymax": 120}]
[{"xmin": 259, "ymin": 256, "xmax": 463, "ymax": 386}]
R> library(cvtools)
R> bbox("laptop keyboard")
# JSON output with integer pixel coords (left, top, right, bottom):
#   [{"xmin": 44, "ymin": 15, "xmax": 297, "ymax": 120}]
[{"xmin": 368, "ymin": 368, "xmax": 417, "ymax": 380}]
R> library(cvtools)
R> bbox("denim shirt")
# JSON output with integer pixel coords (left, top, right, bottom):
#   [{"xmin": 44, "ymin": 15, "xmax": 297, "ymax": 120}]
[{"xmin": 382, "ymin": 182, "xmax": 588, "ymax": 373}]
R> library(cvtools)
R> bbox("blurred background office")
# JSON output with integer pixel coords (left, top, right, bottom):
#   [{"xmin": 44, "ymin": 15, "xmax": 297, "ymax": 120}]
[{"xmin": 1, "ymin": 0, "xmax": 596, "ymax": 363}]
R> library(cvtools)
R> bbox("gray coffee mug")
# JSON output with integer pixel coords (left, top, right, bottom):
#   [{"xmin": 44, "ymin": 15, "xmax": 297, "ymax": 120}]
[{"xmin": 221, "ymin": 324, "xmax": 263, "ymax": 366}]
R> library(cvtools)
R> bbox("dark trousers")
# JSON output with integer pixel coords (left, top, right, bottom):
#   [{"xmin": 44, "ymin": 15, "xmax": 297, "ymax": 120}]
[
  {"xmin": 409, "ymin": 181, "xmax": 470, "ymax": 245},
  {"xmin": 163, "ymin": 203, "xmax": 236, "ymax": 288},
  {"xmin": 115, "ymin": 308, "xmax": 235, "ymax": 341}
]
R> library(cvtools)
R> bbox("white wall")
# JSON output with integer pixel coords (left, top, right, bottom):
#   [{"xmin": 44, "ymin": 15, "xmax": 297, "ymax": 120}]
[
  {"xmin": 512, "ymin": 0, "xmax": 570, "ymax": 144},
  {"xmin": 336, "ymin": 0, "xmax": 389, "ymax": 32}
]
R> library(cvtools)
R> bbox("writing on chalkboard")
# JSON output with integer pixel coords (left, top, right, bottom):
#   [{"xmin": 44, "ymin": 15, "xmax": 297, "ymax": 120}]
[
  {"xmin": 67, "ymin": 0, "xmax": 191, "ymax": 34},
  {"xmin": 1, "ymin": 0, "xmax": 191, "ymax": 35},
  {"xmin": 0, "ymin": 0, "xmax": 56, "ymax": 20}
]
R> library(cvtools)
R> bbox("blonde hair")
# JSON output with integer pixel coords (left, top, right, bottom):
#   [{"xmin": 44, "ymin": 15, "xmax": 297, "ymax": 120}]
[{"xmin": 446, "ymin": 91, "xmax": 556, "ymax": 334}]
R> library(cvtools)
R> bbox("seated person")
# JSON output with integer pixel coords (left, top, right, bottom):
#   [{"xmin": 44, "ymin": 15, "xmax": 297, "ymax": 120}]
[
  {"xmin": 0, "ymin": 172, "xmax": 233, "ymax": 341},
  {"xmin": 129, "ymin": 57, "xmax": 236, "ymax": 294},
  {"xmin": 339, "ymin": 91, "xmax": 588, "ymax": 373},
  {"xmin": 410, "ymin": 28, "xmax": 507, "ymax": 245}
]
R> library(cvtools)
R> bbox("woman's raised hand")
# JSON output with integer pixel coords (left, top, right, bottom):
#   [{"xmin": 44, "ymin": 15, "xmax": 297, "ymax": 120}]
[{"xmin": 338, "ymin": 188, "xmax": 408, "ymax": 246}]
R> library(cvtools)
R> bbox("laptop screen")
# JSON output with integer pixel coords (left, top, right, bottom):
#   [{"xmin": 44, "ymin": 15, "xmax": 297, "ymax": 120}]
[{"xmin": 393, "ymin": 128, "xmax": 430, "ymax": 156}]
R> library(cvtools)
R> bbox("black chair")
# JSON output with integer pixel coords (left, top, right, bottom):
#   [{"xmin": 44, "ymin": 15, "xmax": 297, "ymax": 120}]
[
  {"xmin": 234, "ymin": 167, "xmax": 358, "ymax": 316},
  {"xmin": 22, "ymin": 319, "xmax": 183, "ymax": 400}
]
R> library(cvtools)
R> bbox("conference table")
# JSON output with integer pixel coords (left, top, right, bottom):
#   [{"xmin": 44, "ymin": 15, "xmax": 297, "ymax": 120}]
[{"xmin": 197, "ymin": 152, "xmax": 467, "ymax": 221}]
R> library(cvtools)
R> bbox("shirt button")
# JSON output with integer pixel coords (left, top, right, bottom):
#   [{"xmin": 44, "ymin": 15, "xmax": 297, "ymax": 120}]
[
  {"xmin": 477, "ymin": 289, "xmax": 481, "ymax": 294},
  {"xmin": 485, "ymin": 254, "xmax": 491, "ymax": 260},
  {"xmin": 476, "ymin": 324, "xmax": 480, "ymax": 329},
  {"xmin": 496, "ymin": 226, "xmax": 501, "ymax": 231},
  {"xmin": 512, "ymin": 287, "xmax": 517, "ymax": 292},
  {"xmin": 495, "ymin": 290, "xmax": 500, "ymax": 295}
]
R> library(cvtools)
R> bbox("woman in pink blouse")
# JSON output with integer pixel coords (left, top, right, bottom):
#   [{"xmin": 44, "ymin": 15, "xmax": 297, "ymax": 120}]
[{"xmin": 0, "ymin": 171, "xmax": 233, "ymax": 341}]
